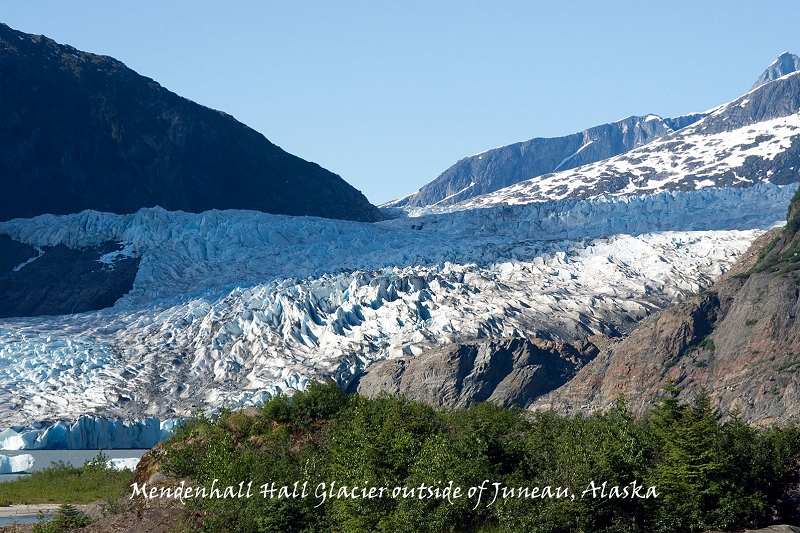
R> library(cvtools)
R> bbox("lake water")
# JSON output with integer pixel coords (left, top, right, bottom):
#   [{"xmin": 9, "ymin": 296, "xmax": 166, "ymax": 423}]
[
  {"xmin": 0, "ymin": 449, "xmax": 150, "ymax": 526},
  {"xmin": 0, "ymin": 514, "xmax": 43, "ymax": 526},
  {"xmin": 0, "ymin": 448, "xmax": 149, "ymax": 482}
]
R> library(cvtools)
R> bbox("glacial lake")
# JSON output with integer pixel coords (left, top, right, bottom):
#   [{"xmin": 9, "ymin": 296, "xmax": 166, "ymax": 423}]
[
  {"xmin": 0, "ymin": 448, "xmax": 149, "ymax": 482},
  {"xmin": 0, "ymin": 449, "xmax": 149, "ymax": 526}
]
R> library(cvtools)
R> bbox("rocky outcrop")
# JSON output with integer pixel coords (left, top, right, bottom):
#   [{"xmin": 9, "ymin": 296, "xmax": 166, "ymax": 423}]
[
  {"xmin": 531, "ymin": 188, "xmax": 800, "ymax": 423},
  {"xmin": 694, "ymin": 69, "xmax": 800, "ymax": 137},
  {"xmin": 0, "ymin": 237, "xmax": 139, "ymax": 318},
  {"xmin": 0, "ymin": 23, "xmax": 383, "ymax": 223},
  {"xmin": 752, "ymin": 52, "xmax": 800, "ymax": 90},
  {"xmin": 355, "ymin": 337, "xmax": 601, "ymax": 408}
]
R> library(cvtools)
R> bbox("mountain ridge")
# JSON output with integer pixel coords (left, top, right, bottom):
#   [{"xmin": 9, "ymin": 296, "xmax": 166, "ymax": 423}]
[
  {"xmin": 441, "ymin": 71, "xmax": 800, "ymax": 211},
  {"xmin": 389, "ymin": 53, "xmax": 799, "ymax": 211},
  {"xmin": 0, "ymin": 23, "xmax": 384, "ymax": 223},
  {"xmin": 385, "ymin": 113, "xmax": 705, "ymax": 209}
]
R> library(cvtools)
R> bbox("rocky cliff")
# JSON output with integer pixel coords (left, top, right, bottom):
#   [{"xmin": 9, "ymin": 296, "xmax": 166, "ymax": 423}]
[
  {"xmin": 355, "ymin": 336, "xmax": 602, "ymax": 408},
  {"xmin": 531, "ymin": 187, "xmax": 800, "ymax": 423},
  {"xmin": 0, "ymin": 23, "xmax": 383, "ymax": 223},
  {"xmin": 752, "ymin": 52, "xmax": 800, "ymax": 90}
]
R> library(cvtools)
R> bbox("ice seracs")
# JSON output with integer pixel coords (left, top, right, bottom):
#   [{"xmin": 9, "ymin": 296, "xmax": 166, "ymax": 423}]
[
  {"xmin": 107, "ymin": 457, "xmax": 140, "ymax": 471},
  {"xmin": 0, "ymin": 183, "xmax": 793, "ymax": 444},
  {"xmin": 0, "ymin": 417, "xmax": 173, "ymax": 450}
]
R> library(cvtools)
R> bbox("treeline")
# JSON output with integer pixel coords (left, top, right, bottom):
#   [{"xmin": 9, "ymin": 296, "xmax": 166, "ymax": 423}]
[{"xmin": 161, "ymin": 382, "xmax": 800, "ymax": 533}]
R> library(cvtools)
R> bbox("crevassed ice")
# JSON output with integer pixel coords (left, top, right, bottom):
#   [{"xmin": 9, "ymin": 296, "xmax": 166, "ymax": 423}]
[{"xmin": 0, "ymin": 184, "xmax": 793, "ymax": 433}]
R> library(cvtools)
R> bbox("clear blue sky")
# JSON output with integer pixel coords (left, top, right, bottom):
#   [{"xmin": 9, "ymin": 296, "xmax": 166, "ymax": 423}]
[{"xmin": 2, "ymin": 1, "xmax": 799, "ymax": 204}]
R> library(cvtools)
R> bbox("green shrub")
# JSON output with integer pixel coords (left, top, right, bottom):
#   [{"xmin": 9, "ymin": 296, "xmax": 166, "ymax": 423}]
[
  {"xmin": 290, "ymin": 379, "xmax": 348, "ymax": 426},
  {"xmin": 261, "ymin": 391, "xmax": 291, "ymax": 423},
  {"xmin": 33, "ymin": 504, "xmax": 92, "ymax": 533},
  {"xmin": 159, "ymin": 382, "xmax": 800, "ymax": 533},
  {"xmin": 0, "ymin": 451, "xmax": 133, "ymax": 505},
  {"xmin": 699, "ymin": 337, "xmax": 715, "ymax": 351},
  {"xmin": 778, "ymin": 360, "xmax": 800, "ymax": 373}
]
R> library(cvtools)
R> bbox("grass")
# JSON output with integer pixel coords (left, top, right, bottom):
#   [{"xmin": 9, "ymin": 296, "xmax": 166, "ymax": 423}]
[
  {"xmin": 0, "ymin": 452, "xmax": 133, "ymax": 505},
  {"xmin": 739, "ymin": 237, "xmax": 800, "ymax": 278},
  {"xmin": 699, "ymin": 337, "xmax": 716, "ymax": 351},
  {"xmin": 777, "ymin": 360, "xmax": 800, "ymax": 374}
]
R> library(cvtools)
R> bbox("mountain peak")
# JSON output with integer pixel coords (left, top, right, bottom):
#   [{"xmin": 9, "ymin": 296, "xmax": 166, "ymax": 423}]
[{"xmin": 751, "ymin": 52, "xmax": 800, "ymax": 90}]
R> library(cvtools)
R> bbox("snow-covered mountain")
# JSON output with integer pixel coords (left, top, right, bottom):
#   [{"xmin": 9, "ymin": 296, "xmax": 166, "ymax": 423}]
[
  {"xmin": 384, "ymin": 113, "xmax": 707, "ymax": 210},
  {"xmin": 399, "ymin": 70, "xmax": 800, "ymax": 215},
  {"xmin": 387, "ymin": 55, "xmax": 800, "ymax": 212},
  {"xmin": 1, "ymin": 54, "xmax": 800, "ymax": 448}
]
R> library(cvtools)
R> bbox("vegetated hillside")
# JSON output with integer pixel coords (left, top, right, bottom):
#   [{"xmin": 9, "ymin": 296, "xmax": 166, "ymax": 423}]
[
  {"xmin": 121, "ymin": 381, "xmax": 800, "ymax": 533},
  {"xmin": 532, "ymin": 187, "xmax": 800, "ymax": 423},
  {"xmin": 0, "ymin": 23, "xmax": 383, "ymax": 223}
]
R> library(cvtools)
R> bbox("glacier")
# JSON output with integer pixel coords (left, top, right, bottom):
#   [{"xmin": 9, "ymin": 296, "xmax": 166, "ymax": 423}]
[
  {"xmin": 0, "ymin": 417, "xmax": 173, "ymax": 450},
  {"xmin": 0, "ymin": 184, "xmax": 795, "ymax": 447}
]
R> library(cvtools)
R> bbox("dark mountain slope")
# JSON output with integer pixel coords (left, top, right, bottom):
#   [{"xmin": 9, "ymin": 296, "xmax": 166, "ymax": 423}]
[
  {"xmin": 0, "ymin": 238, "xmax": 139, "ymax": 318},
  {"xmin": 0, "ymin": 23, "xmax": 383, "ymax": 223},
  {"xmin": 531, "ymin": 187, "xmax": 800, "ymax": 423}
]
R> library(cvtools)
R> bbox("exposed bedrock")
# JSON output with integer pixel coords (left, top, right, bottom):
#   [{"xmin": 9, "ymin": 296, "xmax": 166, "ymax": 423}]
[
  {"xmin": 0, "ymin": 237, "xmax": 139, "ymax": 318},
  {"xmin": 355, "ymin": 336, "xmax": 603, "ymax": 408}
]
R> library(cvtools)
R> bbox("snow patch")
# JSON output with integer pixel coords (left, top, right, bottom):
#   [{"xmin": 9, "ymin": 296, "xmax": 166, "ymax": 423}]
[
  {"xmin": 12, "ymin": 247, "xmax": 44, "ymax": 272},
  {"xmin": 443, "ymin": 114, "xmax": 800, "ymax": 209}
]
